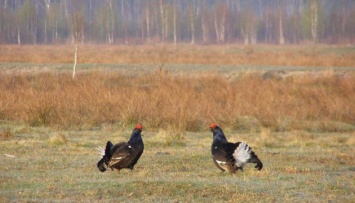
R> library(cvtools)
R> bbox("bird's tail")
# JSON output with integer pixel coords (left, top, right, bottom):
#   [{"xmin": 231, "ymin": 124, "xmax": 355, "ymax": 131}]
[
  {"xmin": 97, "ymin": 157, "xmax": 107, "ymax": 172},
  {"xmin": 233, "ymin": 141, "xmax": 263, "ymax": 171},
  {"xmin": 248, "ymin": 150, "xmax": 263, "ymax": 171},
  {"xmin": 97, "ymin": 141, "xmax": 113, "ymax": 172},
  {"xmin": 233, "ymin": 142, "xmax": 252, "ymax": 168}
]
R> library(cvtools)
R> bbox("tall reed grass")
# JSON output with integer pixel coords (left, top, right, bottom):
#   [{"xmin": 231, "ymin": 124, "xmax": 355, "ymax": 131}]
[{"xmin": 1, "ymin": 70, "xmax": 354, "ymax": 132}]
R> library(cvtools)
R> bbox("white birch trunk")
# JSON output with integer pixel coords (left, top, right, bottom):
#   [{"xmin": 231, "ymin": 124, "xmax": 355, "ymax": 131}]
[
  {"xmin": 241, "ymin": 29, "xmax": 249, "ymax": 45},
  {"xmin": 164, "ymin": 11, "xmax": 168, "ymax": 40},
  {"xmin": 201, "ymin": 2, "xmax": 208, "ymax": 43},
  {"xmin": 173, "ymin": 0, "xmax": 177, "ymax": 45},
  {"xmin": 44, "ymin": 20, "xmax": 47, "ymax": 44},
  {"xmin": 17, "ymin": 26, "xmax": 21, "ymax": 45},
  {"xmin": 214, "ymin": 13, "xmax": 220, "ymax": 42},
  {"xmin": 250, "ymin": 26, "xmax": 257, "ymax": 45},
  {"xmin": 220, "ymin": 8, "xmax": 226, "ymax": 43},
  {"xmin": 279, "ymin": 4, "xmax": 285, "ymax": 45},
  {"xmin": 342, "ymin": 6, "xmax": 346, "ymax": 35},
  {"xmin": 159, "ymin": 0, "xmax": 165, "ymax": 42},
  {"xmin": 73, "ymin": 42, "xmax": 78, "ymax": 79},
  {"xmin": 43, "ymin": 0, "xmax": 51, "ymax": 44},
  {"xmin": 55, "ymin": 20, "xmax": 58, "ymax": 43},
  {"xmin": 64, "ymin": 0, "xmax": 69, "ymax": 23},
  {"xmin": 154, "ymin": 6, "xmax": 159, "ymax": 40},
  {"xmin": 202, "ymin": 20, "xmax": 207, "ymax": 43},
  {"xmin": 111, "ymin": 1, "xmax": 114, "ymax": 44},
  {"xmin": 311, "ymin": 0, "xmax": 318, "ymax": 43},
  {"xmin": 146, "ymin": 4, "xmax": 150, "ymax": 41},
  {"xmin": 190, "ymin": 8, "xmax": 195, "ymax": 44}
]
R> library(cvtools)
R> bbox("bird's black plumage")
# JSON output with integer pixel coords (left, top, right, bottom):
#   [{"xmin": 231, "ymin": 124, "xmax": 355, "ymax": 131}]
[
  {"xmin": 97, "ymin": 124, "xmax": 144, "ymax": 172},
  {"xmin": 210, "ymin": 123, "xmax": 263, "ymax": 173}
]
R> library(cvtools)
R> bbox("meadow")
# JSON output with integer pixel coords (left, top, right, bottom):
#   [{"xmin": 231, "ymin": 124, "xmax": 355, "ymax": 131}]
[
  {"xmin": 0, "ymin": 122, "xmax": 354, "ymax": 202},
  {"xmin": 0, "ymin": 44, "xmax": 355, "ymax": 202},
  {"xmin": 1, "ymin": 44, "xmax": 355, "ymax": 67}
]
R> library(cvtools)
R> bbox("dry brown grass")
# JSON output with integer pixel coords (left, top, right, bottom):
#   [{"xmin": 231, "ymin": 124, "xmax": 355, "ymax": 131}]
[
  {"xmin": 0, "ymin": 126, "xmax": 13, "ymax": 140},
  {"xmin": 0, "ymin": 70, "xmax": 354, "ymax": 132},
  {"xmin": 1, "ymin": 44, "xmax": 355, "ymax": 67}
]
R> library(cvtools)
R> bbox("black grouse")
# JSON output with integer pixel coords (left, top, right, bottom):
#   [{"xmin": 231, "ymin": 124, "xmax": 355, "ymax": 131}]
[
  {"xmin": 210, "ymin": 123, "xmax": 263, "ymax": 173},
  {"xmin": 97, "ymin": 124, "xmax": 144, "ymax": 172}
]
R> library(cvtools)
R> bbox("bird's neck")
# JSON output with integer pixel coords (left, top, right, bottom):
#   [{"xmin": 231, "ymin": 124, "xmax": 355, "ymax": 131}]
[
  {"xmin": 213, "ymin": 131, "xmax": 228, "ymax": 144},
  {"xmin": 128, "ymin": 132, "xmax": 142, "ymax": 144}
]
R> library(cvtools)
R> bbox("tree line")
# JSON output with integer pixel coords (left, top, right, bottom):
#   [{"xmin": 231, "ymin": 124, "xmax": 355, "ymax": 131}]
[{"xmin": 1, "ymin": 0, "xmax": 354, "ymax": 45}]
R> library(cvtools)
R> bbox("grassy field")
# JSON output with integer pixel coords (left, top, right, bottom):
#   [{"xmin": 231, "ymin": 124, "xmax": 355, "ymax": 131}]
[
  {"xmin": 1, "ymin": 121, "xmax": 354, "ymax": 202},
  {"xmin": 0, "ymin": 44, "xmax": 355, "ymax": 202},
  {"xmin": 1, "ymin": 44, "xmax": 355, "ymax": 67}
]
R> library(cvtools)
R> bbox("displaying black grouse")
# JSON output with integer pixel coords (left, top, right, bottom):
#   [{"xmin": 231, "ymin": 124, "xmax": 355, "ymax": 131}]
[
  {"xmin": 97, "ymin": 124, "xmax": 144, "ymax": 172},
  {"xmin": 210, "ymin": 123, "xmax": 263, "ymax": 173}
]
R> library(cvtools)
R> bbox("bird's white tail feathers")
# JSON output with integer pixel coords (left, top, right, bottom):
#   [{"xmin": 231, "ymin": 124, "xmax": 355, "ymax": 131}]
[
  {"xmin": 233, "ymin": 142, "xmax": 251, "ymax": 168},
  {"xmin": 97, "ymin": 146, "xmax": 105, "ymax": 156}
]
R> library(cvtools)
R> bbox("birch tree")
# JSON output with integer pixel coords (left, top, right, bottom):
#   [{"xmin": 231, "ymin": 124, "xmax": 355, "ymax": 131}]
[
  {"xmin": 173, "ymin": 0, "xmax": 177, "ymax": 45},
  {"xmin": 214, "ymin": 4, "xmax": 227, "ymax": 43},
  {"xmin": 70, "ymin": 0, "xmax": 84, "ymax": 79},
  {"xmin": 15, "ymin": 0, "xmax": 21, "ymax": 45},
  {"xmin": 190, "ymin": 5, "xmax": 195, "ymax": 44},
  {"xmin": 201, "ymin": 1, "xmax": 209, "ymax": 43},
  {"xmin": 42, "ymin": 0, "xmax": 51, "ymax": 44},
  {"xmin": 154, "ymin": 3, "xmax": 159, "ymax": 40},
  {"xmin": 159, "ymin": 0, "xmax": 165, "ymax": 42},
  {"xmin": 145, "ymin": 2, "xmax": 150, "ymax": 42},
  {"xmin": 1, "ymin": 0, "xmax": 354, "ymax": 45},
  {"xmin": 278, "ymin": 0, "xmax": 285, "ymax": 45},
  {"xmin": 105, "ymin": 0, "xmax": 115, "ymax": 44},
  {"xmin": 310, "ymin": 0, "xmax": 318, "ymax": 43}
]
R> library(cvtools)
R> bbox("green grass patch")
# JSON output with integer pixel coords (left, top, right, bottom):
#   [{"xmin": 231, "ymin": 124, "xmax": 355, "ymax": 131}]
[{"xmin": 1, "ymin": 123, "xmax": 354, "ymax": 202}]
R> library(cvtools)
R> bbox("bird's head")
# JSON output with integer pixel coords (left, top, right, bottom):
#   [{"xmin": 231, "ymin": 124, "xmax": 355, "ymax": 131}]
[
  {"xmin": 129, "ymin": 124, "xmax": 144, "ymax": 143},
  {"xmin": 135, "ymin": 124, "xmax": 143, "ymax": 130},
  {"xmin": 210, "ymin": 123, "xmax": 227, "ymax": 142},
  {"xmin": 210, "ymin": 123, "xmax": 218, "ymax": 132}
]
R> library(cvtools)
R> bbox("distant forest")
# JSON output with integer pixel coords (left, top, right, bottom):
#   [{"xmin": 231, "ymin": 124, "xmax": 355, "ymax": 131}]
[{"xmin": 1, "ymin": 0, "xmax": 354, "ymax": 45}]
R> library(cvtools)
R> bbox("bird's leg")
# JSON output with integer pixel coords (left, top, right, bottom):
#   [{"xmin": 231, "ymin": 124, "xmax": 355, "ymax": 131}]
[{"xmin": 228, "ymin": 162, "xmax": 236, "ymax": 173}]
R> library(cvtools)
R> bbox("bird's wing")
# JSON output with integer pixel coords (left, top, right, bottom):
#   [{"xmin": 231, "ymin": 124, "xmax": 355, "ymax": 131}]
[
  {"xmin": 108, "ymin": 143, "xmax": 132, "ymax": 167},
  {"xmin": 128, "ymin": 146, "xmax": 144, "ymax": 169},
  {"xmin": 212, "ymin": 157, "xmax": 226, "ymax": 172},
  {"xmin": 110, "ymin": 142, "xmax": 127, "ymax": 154},
  {"xmin": 212, "ymin": 144, "xmax": 229, "ymax": 171}
]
